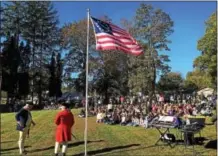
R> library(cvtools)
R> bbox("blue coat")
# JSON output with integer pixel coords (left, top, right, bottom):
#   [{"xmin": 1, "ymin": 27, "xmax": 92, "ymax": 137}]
[{"xmin": 15, "ymin": 108, "xmax": 31, "ymax": 131}]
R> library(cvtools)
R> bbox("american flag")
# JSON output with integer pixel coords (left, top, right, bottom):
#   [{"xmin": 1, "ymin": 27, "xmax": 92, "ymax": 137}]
[{"xmin": 90, "ymin": 17, "xmax": 143, "ymax": 56}]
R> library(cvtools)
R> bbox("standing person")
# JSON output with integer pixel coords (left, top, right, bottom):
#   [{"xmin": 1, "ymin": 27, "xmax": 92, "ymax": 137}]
[
  {"xmin": 15, "ymin": 102, "xmax": 35, "ymax": 155},
  {"xmin": 158, "ymin": 93, "xmax": 165, "ymax": 104},
  {"xmin": 54, "ymin": 102, "xmax": 75, "ymax": 156},
  {"xmin": 120, "ymin": 96, "xmax": 124, "ymax": 105}
]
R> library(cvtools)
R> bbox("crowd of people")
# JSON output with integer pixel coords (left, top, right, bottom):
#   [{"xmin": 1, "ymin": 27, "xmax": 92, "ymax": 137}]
[
  {"xmin": 43, "ymin": 103, "xmax": 59, "ymax": 110},
  {"xmin": 77, "ymin": 96, "xmax": 216, "ymax": 129},
  {"xmin": 11, "ymin": 92, "xmax": 217, "ymax": 156}
]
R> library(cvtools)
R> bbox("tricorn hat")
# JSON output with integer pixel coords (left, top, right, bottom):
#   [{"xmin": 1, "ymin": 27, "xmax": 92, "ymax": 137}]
[{"xmin": 59, "ymin": 102, "xmax": 70, "ymax": 108}]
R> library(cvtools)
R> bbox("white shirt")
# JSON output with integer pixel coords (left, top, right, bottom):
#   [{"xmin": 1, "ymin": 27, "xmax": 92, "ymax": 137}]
[
  {"xmin": 108, "ymin": 104, "xmax": 113, "ymax": 110},
  {"xmin": 97, "ymin": 113, "xmax": 103, "ymax": 120}
]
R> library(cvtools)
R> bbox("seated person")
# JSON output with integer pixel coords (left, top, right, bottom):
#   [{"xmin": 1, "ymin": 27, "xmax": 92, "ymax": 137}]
[
  {"xmin": 96, "ymin": 110, "xmax": 105, "ymax": 123},
  {"xmin": 88, "ymin": 106, "xmax": 96, "ymax": 116},
  {"xmin": 162, "ymin": 108, "xmax": 168, "ymax": 116},
  {"xmin": 139, "ymin": 114, "xmax": 145, "ymax": 127},
  {"xmin": 120, "ymin": 109, "xmax": 128, "ymax": 125},
  {"xmin": 107, "ymin": 103, "xmax": 113, "ymax": 112},
  {"xmin": 101, "ymin": 110, "xmax": 106, "ymax": 121},
  {"xmin": 132, "ymin": 114, "xmax": 140, "ymax": 127},
  {"xmin": 111, "ymin": 110, "xmax": 120, "ymax": 124},
  {"xmin": 145, "ymin": 112, "xmax": 159, "ymax": 128},
  {"xmin": 78, "ymin": 109, "xmax": 85, "ymax": 118},
  {"xmin": 104, "ymin": 111, "xmax": 113, "ymax": 124},
  {"xmin": 152, "ymin": 104, "xmax": 158, "ymax": 113},
  {"xmin": 192, "ymin": 106, "xmax": 198, "ymax": 116},
  {"xmin": 201, "ymin": 107, "xmax": 212, "ymax": 116}
]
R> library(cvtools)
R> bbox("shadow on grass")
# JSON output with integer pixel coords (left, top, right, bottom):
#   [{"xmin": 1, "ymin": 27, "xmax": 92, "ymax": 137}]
[
  {"xmin": 175, "ymin": 137, "xmax": 208, "ymax": 146},
  {"xmin": 71, "ymin": 144, "xmax": 140, "ymax": 156},
  {"xmin": 99, "ymin": 144, "xmax": 185, "ymax": 156},
  {"xmin": 195, "ymin": 137, "xmax": 208, "ymax": 145},
  {"xmin": 0, "ymin": 146, "xmax": 31, "ymax": 152},
  {"xmin": 205, "ymin": 123, "xmax": 215, "ymax": 126},
  {"xmin": 0, "ymin": 140, "xmax": 16, "ymax": 143},
  {"xmin": 204, "ymin": 140, "xmax": 217, "ymax": 149},
  {"xmin": 27, "ymin": 140, "xmax": 104, "ymax": 153}
]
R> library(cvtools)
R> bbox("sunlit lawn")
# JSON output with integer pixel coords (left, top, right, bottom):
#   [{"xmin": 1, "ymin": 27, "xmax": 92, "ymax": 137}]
[{"xmin": 1, "ymin": 109, "xmax": 217, "ymax": 156}]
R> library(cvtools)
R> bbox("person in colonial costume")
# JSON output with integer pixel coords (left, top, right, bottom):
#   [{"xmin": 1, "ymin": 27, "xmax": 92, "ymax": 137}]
[
  {"xmin": 15, "ymin": 102, "xmax": 35, "ymax": 155},
  {"xmin": 54, "ymin": 102, "xmax": 75, "ymax": 156}
]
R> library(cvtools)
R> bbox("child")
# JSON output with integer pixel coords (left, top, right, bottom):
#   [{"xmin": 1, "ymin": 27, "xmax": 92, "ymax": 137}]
[
  {"xmin": 139, "ymin": 114, "xmax": 145, "ymax": 127},
  {"xmin": 120, "ymin": 109, "xmax": 127, "ymax": 125},
  {"xmin": 96, "ymin": 110, "xmax": 103, "ymax": 123}
]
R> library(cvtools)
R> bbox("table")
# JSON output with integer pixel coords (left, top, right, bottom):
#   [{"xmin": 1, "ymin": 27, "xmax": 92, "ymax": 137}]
[{"xmin": 152, "ymin": 124, "xmax": 177, "ymax": 148}]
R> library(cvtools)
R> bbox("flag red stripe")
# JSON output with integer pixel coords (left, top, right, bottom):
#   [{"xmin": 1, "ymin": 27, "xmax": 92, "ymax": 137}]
[
  {"xmin": 96, "ymin": 45, "xmax": 143, "ymax": 56},
  {"xmin": 112, "ymin": 30, "xmax": 130, "ymax": 37},
  {"xmin": 96, "ymin": 35, "xmax": 135, "ymax": 44},
  {"xmin": 96, "ymin": 43, "xmax": 142, "ymax": 52},
  {"xmin": 96, "ymin": 34, "xmax": 134, "ymax": 42},
  {"xmin": 96, "ymin": 41, "xmax": 141, "ymax": 49},
  {"xmin": 97, "ymin": 40, "xmax": 137, "ymax": 46},
  {"xmin": 91, "ymin": 17, "xmax": 143, "ymax": 56}
]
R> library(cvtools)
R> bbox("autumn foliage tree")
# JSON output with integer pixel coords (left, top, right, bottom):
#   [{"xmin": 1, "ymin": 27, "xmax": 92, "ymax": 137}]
[{"xmin": 186, "ymin": 12, "xmax": 217, "ymax": 90}]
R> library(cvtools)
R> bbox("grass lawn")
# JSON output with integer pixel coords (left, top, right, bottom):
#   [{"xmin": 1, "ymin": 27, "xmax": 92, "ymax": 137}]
[{"xmin": 1, "ymin": 109, "xmax": 217, "ymax": 156}]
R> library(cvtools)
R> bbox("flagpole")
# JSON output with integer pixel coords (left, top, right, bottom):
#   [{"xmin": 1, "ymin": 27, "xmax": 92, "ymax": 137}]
[{"xmin": 84, "ymin": 8, "xmax": 90, "ymax": 156}]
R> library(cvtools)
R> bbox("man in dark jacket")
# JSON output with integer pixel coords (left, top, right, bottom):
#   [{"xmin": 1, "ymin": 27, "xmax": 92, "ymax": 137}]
[{"xmin": 15, "ymin": 102, "xmax": 35, "ymax": 155}]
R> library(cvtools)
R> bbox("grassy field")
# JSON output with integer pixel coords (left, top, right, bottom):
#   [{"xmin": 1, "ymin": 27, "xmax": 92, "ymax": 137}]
[{"xmin": 1, "ymin": 109, "xmax": 217, "ymax": 156}]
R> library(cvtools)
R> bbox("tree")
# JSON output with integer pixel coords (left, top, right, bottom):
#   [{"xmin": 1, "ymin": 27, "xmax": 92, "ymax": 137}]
[
  {"xmin": 48, "ymin": 52, "xmax": 56, "ymax": 97},
  {"xmin": 89, "ymin": 16, "xmax": 129, "ymax": 102},
  {"xmin": 185, "ymin": 70, "xmax": 212, "ymax": 90},
  {"xmin": 91, "ymin": 51, "xmax": 129, "ymax": 103},
  {"xmin": 0, "ymin": 3, "xmax": 5, "ymax": 43},
  {"xmin": 123, "ymin": 4, "xmax": 173, "ymax": 104},
  {"xmin": 17, "ymin": 41, "xmax": 31, "ymax": 98},
  {"xmin": 61, "ymin": 16, "xmax": 129, "ymax": 101},
  {"xmin": 1, "ymin": 1, "xmax": 25, "ymax": 45},
  {"xmin": 21, "ymin": 1, "xmax": 60, "ymax": 104},
  {"xmin": 157, "ymin": 72, "xmax": 184, "ymax": 92},
  {"xmin": 194, "ymin": 12, "xmax": 217, "ymax": 89},
  {"xmin": 55, "ymin": 53, "xmax": 63, "ymax": 98},
  {"xmin": 1, "ymin": 35, "xmax": 20, "ymax": 99},
  {"xmin": 61, "ymin": 19, "xmax": 95, "ymax": 96}
]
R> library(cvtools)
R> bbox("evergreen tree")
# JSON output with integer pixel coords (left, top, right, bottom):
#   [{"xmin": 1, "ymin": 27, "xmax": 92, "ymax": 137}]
[
  {"xmin": 1, "ymin": 1, "xmax": 25, "ymax": 45},
  {"xmin": 1, "ymin": 35, "xmax": 20, "ymax": 99},
  {"xmin": 122, "ymin": 4, "xmax": 173, "ymax": 106},
  {"xmin": 48, "ymin": 52, "xmax": 56, "ymax": 97},
  {"xmin": 17, "ymin": 41, "xmax": 31, "ymax": 98},
  {"xmin": 21, "ymin": 1, "xmax": 60, "ymax": 103},
  {"xmin": 56, "ymin": 53, "xmax": 63, "ymax": 98},
  {"xmin": 0, "ymin": 3, "xmax": 4, "ymax": 42}
]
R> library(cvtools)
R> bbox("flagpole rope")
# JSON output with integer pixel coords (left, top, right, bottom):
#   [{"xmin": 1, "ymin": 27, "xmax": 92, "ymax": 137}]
[{"xmin": 84, "ymin": 8, "xmax": 90, "ymax": 156}]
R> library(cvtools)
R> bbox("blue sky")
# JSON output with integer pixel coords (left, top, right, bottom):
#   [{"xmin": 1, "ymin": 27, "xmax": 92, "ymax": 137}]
[{"xmin": 53, "ymin": 1, "xmax": 216, "ymax": 78}]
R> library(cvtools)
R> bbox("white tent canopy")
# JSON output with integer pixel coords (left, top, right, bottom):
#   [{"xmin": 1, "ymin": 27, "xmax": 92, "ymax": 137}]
[{"xmin": 197, "ymin": 88, "xmax": 214, "ymax": 97}]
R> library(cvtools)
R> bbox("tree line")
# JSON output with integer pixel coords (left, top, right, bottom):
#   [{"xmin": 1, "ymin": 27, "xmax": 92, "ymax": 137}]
[
  {"xmin": 0, "ymin": 2, "xmax": 216, "ymax": 105},
  {"xmin": 0, "ymin": 1, "xmax": 62, "ymax": 104}
]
